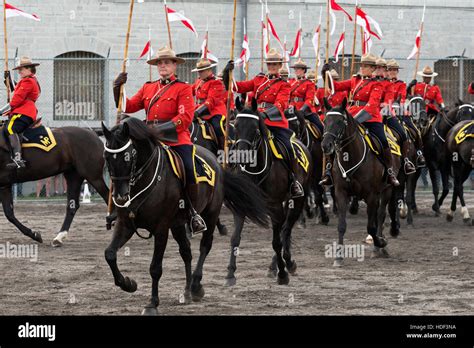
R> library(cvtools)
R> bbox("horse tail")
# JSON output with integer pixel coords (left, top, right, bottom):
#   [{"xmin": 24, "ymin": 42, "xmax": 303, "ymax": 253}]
[{"xmin": 223, "ymin": 170, "xmax": 269, "ymax": 228}]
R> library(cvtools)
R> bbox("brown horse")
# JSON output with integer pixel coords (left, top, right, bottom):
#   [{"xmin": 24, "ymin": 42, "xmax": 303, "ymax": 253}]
[
  {"xmin": 0, "ymin": 124, "xmax": 114, "ymax": 246},
  {"xmin": 321, "ymin": 98, "xmax": 391, "ymax": 266}
]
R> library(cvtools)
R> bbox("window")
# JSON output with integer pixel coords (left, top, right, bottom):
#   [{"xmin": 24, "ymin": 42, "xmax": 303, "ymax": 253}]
[
  {"xmin": 176, "ymin": 52, "xmax": 214, "ymax": 84},
  {"xmin": 53, "ymin": 51, "xmax": 105, "ymax": 121}
]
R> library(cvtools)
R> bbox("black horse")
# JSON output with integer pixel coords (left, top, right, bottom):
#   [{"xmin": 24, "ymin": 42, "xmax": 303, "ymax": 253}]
[
  {"xmin": 0, "ymin": 124, "xmax": 114, "ymax": 246},
  {"xmin": 418, "ymin": 99, "xmax": 474, "ymax": 216},
  {"xmin": 102, "ymin": 117, "xmax": 268, "ymax": 315},
  {"xmin": 445, "ymin": 107, "xmax": 474, "ymax": 225},
  {"xmin": 321, "ymin": 98, "xmax": 391, "ymax": 265},
  {"xmin": 225, "ymin": 98, "xmax": 312, "ymax": 286},
  {"xmin": 287, "ymin": 109, "xmax": 329, "ymax": 226}
]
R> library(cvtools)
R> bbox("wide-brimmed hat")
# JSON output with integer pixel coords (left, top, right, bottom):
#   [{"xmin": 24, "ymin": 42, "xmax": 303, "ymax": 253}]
[
  {"xmin": 417, "ymin": 65, "xmax": 438, "ymax": 77},
  {"xmin": 147, "ymin": 46, "xmax": 185, "ymax": 65},
  {"xmin": 13, "ymin": 56, "xmax": 40, "ymax": 70},
  {"xmin": 307, "ymin": 70, "xmax": 322, "ymax": 81},
  {"xmin": 290, "ymin": 58, "xmax": 308, "ymax": 69},
  {"xmin": 279, "ymin": 66, "xmax": 289, "ymax": 77},
  {"xmin": 192, "ymin": 58, "xmax": 217, "ymax": 72},
  {"xmin": 264, "ymin": 48, "xmax": 287, "ymax": 64},
  {"xmin": 357, "ymin": 53, "xmax": 377, "ymax": 66},
  {"xmin": 386, "ymin": 59, "xmax": 403, "ymax": 70},
  {"xmin": 375, "ymin": 57, "xmax": 387, "ymax": 68},
  {"xmin": 328, "ymin": 69, "xmax": 340, "ymax": 80}
]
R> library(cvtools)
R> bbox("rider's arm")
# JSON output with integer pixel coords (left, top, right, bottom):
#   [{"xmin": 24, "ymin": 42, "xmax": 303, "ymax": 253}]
[
  {"xmin": 275, "ymin": 81, "xmax": 290, "ymax": 112},
  {"xmin": 205, "ymin": 79, "xmax": 225, "ymax": 111},
  {"xmin": 124, "ymin": 85, "xmax": 145, "ymax": 113},
  {"xmin": 303, "ymin": 81, "xmax": 316, "ymax": 110},
  {"xmin": 234, "ymin": 78, "xmax": 255, "ymax": 94},
  {"xmin": 434, "ymin": 86, "xmax": 445, "ymax": 108},
  {"xmin": 172, "ymin": 84, "xmax": 194, "ymax": 132},
  {"xmin": 9, "ymin": 78, "xmax": 32, "ymax": 109},
  {"xmin": 363, "ymin": 82, "xmax": 383, "ymax": 118},
  {"xmin": 333, "ymin": 78, "xmax": 352, "ymax": 92}
]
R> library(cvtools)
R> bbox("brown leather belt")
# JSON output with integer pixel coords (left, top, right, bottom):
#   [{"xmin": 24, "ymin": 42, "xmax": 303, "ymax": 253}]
[
  {"xmin": 348, "ymin": 100, "xmax": 368, "ymax": 107},
  {"xmin": 145, "ymin": 119, "xmax": 166, "ymax": 125},
  {"xmin": 257, "ymin": 102, "xmax": 274, "ymax": 108}
]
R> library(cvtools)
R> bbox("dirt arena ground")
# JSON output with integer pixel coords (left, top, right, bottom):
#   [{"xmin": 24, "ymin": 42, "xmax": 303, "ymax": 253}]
[{"xmin": 0, "ymin": 192, "xmax": 472, "ymax": 316}]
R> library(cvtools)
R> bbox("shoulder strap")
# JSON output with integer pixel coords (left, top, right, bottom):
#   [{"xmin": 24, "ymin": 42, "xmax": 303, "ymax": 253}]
[
  {"xmin": 146, "ymin": 80, "xmax": 179, "ymax": 116},
  {"xmin": 256, "ymin": 78, "xmax": 282, "ymax": 99},
  {"xmin": 353, "ymin": 79, "xmax": 371, "ymax": 97}
]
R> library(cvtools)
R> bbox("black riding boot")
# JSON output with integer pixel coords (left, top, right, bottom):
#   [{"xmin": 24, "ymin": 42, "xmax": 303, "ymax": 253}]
[
  {"xmin": 217, "ymin": 135, "xmax": 226, "ymax": 151},
  {"xmin": 383, "ymin": 148, "xmax": 400, "ymax": 187},
  {"xmin": 289, "ymin": 157, "xmax": 304, "ymax": 198},
  {"xmin": 319, "ymin": 154, "xmax": 333, "ymax": 186},
  {"xmin": 186, "ymin": 183, "xmax": 207, "ymax": 235},
  {"xmin": 401, "ymin": 140, "xmax": 416, "ymax": 175},
  {"xmin": 6, "ymin": 133, "xmax": 26, "ymax": 169},
  {"xmin": 413, "ymin": 131, "xmax": 426, "ymax": 167}
]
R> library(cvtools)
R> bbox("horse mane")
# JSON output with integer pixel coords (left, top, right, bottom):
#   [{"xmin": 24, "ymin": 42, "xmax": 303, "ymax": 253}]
[
  {"xmin": 118, "ymin": 116, "xmax": 158, "ymax": 145},
  {"xmin": 238, "ymin": 105, "xmax": 268, "ymax": 136}
]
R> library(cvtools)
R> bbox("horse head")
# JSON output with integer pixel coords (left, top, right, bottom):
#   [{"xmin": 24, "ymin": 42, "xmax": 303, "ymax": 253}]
[
  {"xmin": 234, "ymin": 96, "xmax": 266, "ymax": 153},
  {"xmin": 407, "ymin": 94, "xmax": 429, "ymax": 129},
  {"xmin": 454, "ymin": 99, "xmax": 474, "ymax": 122},
  {"xmin": 102, "ymin": 117, "xmax": 155, "ymax": 206},
  {"xmin": 321, "ymin": 97, "xmax": 349, "ymax": 155}
]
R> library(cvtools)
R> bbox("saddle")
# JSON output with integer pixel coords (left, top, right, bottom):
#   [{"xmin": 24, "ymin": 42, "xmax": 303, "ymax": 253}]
[
  {"xmin": 1, "ymin": 117, "xmax": 57, "ymax": 152},
  {"xmin": 403, "ymin": 123, "xmax": 420, "ymax": 143},
  {"xmin": 195, "ymin": 117, "xmax": 218, "ymax": 144},
  {"xmin": 162, "ymin": 144, "xmax": 216, "ymax": 187},
  {"xmin": 267, "ymin": 130, "xmax": 309, "ymax": 173},
  {"xmin": 305, "ymin": 120, "xmax": 322, "ymax": 140}
]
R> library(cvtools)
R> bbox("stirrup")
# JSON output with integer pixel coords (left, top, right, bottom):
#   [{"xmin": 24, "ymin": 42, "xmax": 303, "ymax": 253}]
[
  {"xmin": 416, "ymin": 151, "xmax": 426, "ymax": 168},
  {"xmin": 190, "ymin": 214, "xmax": 207, "ymax": 235},
  {"xmin": 386, "ymin": 168, "xmax": 400, "ymax": 186},
  {"xmin": 6, "ymin": 158, "xmax": 25, "ymax": 169},
  {"xmin": 291, "ymin": 180, "xmax": 304, "ymax": 198},
  {"xmin": 403, "ymin": 158, "xmax": 416, "ymax": 175}
]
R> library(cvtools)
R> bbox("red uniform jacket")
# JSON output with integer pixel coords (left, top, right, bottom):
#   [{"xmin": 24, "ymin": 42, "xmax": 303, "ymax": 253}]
[
  {"xmin": 412, "ymin": 82, "xmax": 444, "ymax": 113},
  {"xmin": 316, "ymin": 87, "xmax": 349, "ymax": 121},
  {"xmin": 10, "ymin": 75, "xmax": 40, "ymax": 121},
  {"xmin": 333, "ymin": 76, "xmax": 383, "ymax": 123},
  {"xmin": 468, "ymin": 83, "xmax": 474, "ymax": 95},
  {"xmin": 289, "ymin": 78, "xmax": 316, "ymax": 113},
  {"xmin": 124, "ymin": 75, "xmax": 194, "ymax": 146},
  {"xmin": 235, "ymin": 74, "xmax": 290, "ymax": 129},
  {"xmin": 390, "ymin": 79, "xmax": 407, "ymax": 104},
  {"xmin": 192, "ymin": 75, "xmax": 227, "ymax": 120}
]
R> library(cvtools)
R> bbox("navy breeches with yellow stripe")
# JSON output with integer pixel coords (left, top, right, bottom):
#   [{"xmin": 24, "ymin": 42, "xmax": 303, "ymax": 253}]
[
  {"xmin": 268, "ymin": 125, "xmax": 296, "ymax": 161},
  {"xmin": 207, "ymin": 115, "xmax": 225, "ymax": 138},
  {"xmin": 4, "ymin": 114, "xmax": 33, "ymax": 135},
  {"xmin": 172, "ymin": 144, "xmax": 197, "ymax": 185}
]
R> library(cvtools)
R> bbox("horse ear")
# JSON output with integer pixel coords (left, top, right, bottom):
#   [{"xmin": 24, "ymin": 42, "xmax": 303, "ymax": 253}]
[
  {"xmin": 121, "ymin": 121, "xmax": 130, "ymax": 139},
  {"xmin": 457, "ymin": 98, "xmax": 464, "ymax": 106},
  {"xmin": 323, "ymin": 97, "xmax": 331, "ymax": 111},
  {"xmin": 341, "ymin": 97, "xmax": 347, "ymax": 110},
  {"xmin": 251, "ymin": 97, "xmax": 258, "ymax": 113},
  {"xmin": 101, "ymin": 122, "xmax": 112, "ymax": 140},
  {"xmin": 235, "ymin": 96, "xmax": 243, "ymax": 112}
]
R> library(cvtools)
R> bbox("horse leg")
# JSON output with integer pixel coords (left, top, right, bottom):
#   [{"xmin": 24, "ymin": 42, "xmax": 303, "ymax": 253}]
[
  {"xmin": 282, "ymin": 197, "xmax": 305, "ymax": 276},
  {"xmin": 142, "ymin": 228, "xmax": 169, "ymax": 316},
  {"xmin": 104, "ymin": 220, "xmax": 137, "ymax": 293},
  {"xmin": 52, "ymin": 171, "xmax": 83, "ymax": 247},
  {"xmin": 438, "ymin": 166, "xmax": 450, "ymax": 208},
  {"xmin": 367, "ymin": 193, "xmax": 387, "ymax": 252},
  {"xmin": 216, "ymin": 218, "xmax": 228, "ymax": 236},
  {"xmin": 389, "ymin": 186, "xmax": 401, "ymax": 237},
  {"xmin": 428, "ymin": 167, "xmax": 441, "ymax": 215},
  {"xmin": 170, "ymin": 225, "xmax": 193, "ymax": 302},
  {"xmin": 190, "ymin": 211, "xmax": 216, "ymax": 301},
  {"xmin": 406, "ymin": 173, "xmax": 415, "ymax": 225},
  {"xmin": 331, "ymin": 186, "xmax": 338, "ymax": 214},
  {"xmin": 272, "ymin": 214, "xmax": 288, "ymax": 285},
  {"xmin": 225, "ymin": 213, "xmax": 244, "ymax": 287},
  {"xmin": 87, "ymin": 175, "xmax": 116, "ymax": 230},
  {"xmin": 0, "ymin": 185, "xmax": 42, "ymax": 243},
  {"xmin": 315, "ymin": 184, "xmax": 329, "ymax": 225},
  {"xmin": 334, "ymin": 192, "xmax": 349, "ymax": 267},
  {"xmin": 454, "ymin": 165, "xmax": 472, "ymax": 225},
  {"xmin": 349, "ymin": 196, "xmax": 359, "ymax": 215}
]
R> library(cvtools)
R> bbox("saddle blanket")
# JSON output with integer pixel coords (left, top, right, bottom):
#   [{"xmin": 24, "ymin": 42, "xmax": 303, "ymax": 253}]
[
  {"xmin": 21, "ymin": 126, "xmax": 57, "ymax": 152},
  {"xmin": 357, "ymin": 125, "xmax": 401, "ymax": 157},
  {"xmin": 267, "ymin": 130, "xmax": 310, "ymax": 173},
  {"xmin": 454, "ymin": 121, "xmax": 474, "ymax": 144},
  {"xmin": 163, "ymin": 145, "xmax": 215, "ymax": 187}
]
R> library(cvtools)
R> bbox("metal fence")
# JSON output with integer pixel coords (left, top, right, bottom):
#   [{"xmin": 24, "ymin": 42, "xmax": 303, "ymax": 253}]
[{"xmin": 0, "ymin": 54, "xmax": 473, "ymax": 199}]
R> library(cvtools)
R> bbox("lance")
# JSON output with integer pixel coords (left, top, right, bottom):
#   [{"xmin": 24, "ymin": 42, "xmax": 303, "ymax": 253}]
[
  {"xmin": 260, "ymin": 1, "xmax": 264, "ymax": 71},
  {"xmin": 223, "ymin": 0, "xmax": 238, "ymax": 169},
  {"xmin": 412, "ymin": 1, "xmax": 426, "ymax": 94},
  {"xmin": 341, "ymin": 16, "xmax": 346, "ymax": 80},
  {"xmin": 164, "ymin": 0, "xmax": 173, "ymax": 49},
  {"xmin": 298, "ymin": 11, "xmax": 302, "ymax": 59},
  {"xmin": 349, "ymin": 1, "xmax": 358, "ymax": 78},
  {"xmin": 324, "ymin": 0, "xmax": 330, "ymax": 97},
  {"xmin": 244, "ymin": 17, "xmax": 249, "ymax": 80},
  {"xmin": 315, "ymin": 7, "xmax": 322, "ymax": 75},
  {"xmin": 107, "ymin": 0, "xmax": 136, "ymax": 223},
  {"xmin": 3, "ymin": 0, "xmax": 10, "ymax": 101},
  {"xmin": 148, "ymin": 24, "xmax": 152, "ymax": 81}
]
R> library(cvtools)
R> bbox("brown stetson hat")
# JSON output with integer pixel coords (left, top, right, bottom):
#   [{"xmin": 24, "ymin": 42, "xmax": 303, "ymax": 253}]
[
  {"xmin": 147, "ymin": 46, "xmax": 185, "ymax": 65},
  {"xmin": 13, "ymin": 56, "xmax": 40, "ymax": 70}
]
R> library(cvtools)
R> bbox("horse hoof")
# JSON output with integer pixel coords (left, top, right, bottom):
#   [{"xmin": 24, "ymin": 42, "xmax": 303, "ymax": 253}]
[
  {"xmin": 333, "ymin": 258, "xmax": 344, "ymax": 267},
  {"xmin": 307, "ymin": 210, "xmax": 315, "ymax": 219},
  {"xmin": 463, "ymin": 218, "xmax": 472, "ymax": 226},
  {"xmin": 191, "ymin": 286, "xmax": 205, "ymax": 302},
  {"xmin": 52, "ymin": 231, "xmax": 68, "ymax": 247},
  {"xmin": 141, "ymin": 307, "xmax": 158, "ymax": 316},
  {"xmin": 371, "ymin": 248, "xmax": 390, "ymax": 258},
  {"xmin": 267, "ymin": 268, "xmax": 277, "ymax": 278},
  {"xmin": 277, "ymin": 273, "xmax": 290, "ymax": 285},
  {"xmin": 446, "ymin": 214, "xmax": 454, "ymax": 222},
  {"xmin": 374, "ymin": 237, "xmax": 388, "ymax": 249},
  {"xmin": 320, "ymin": 215, "xmax": 330, "ymax": 225},
  {"xmin": 390, "ymin": 227, "xmax": 400, "ymax": 238},
  {"xmin": 121, "ymin": 277, "xmax": 137, "ymax": 293},
  {"xmin": 413, "ymin": 207, "xmax": 419, "ymax": 215},
  {"xmin": 32, "ymin": 232, "xmax": 43, "ymax": 244},
  {"xmin": 218, "ymin": 225, "xmax": 228, "ymax": 236},
  {"xmin": 349, "ymin": 207, "xmax": 358, "ymax": 215},
  {"xmin": 364, "ymin": 234, "xmax": 374, "ymax": 244},
  {"xmin": 287, "ymin": 261, "xmax": 297, "ymax": 275},
  {"xmin": 225, "ymin": 277, "xmax": 236, "ymax": 287}
]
